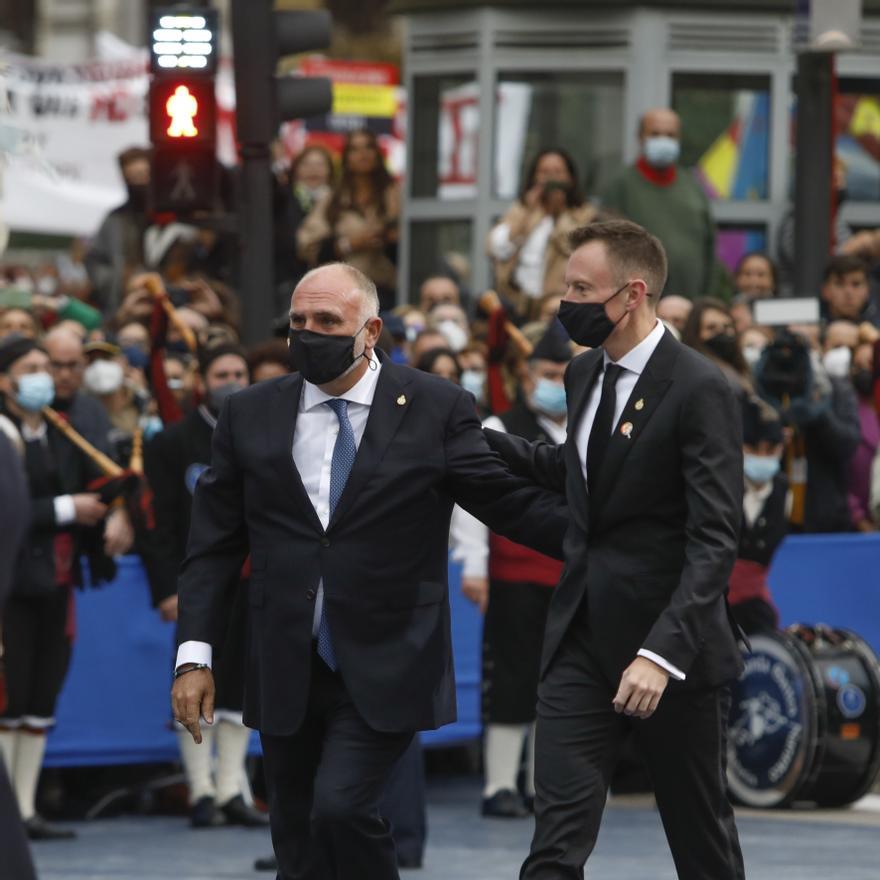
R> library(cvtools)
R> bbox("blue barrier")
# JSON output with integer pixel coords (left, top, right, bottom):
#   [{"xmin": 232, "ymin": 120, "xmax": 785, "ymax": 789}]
[
  {"xmin": 768, "ymin": 533, "xmax": 880, "ymax": 653},
  {"xmin": 46, "ymin": 557, "xmax": 481, "ymax": 767},
  {"xmin": 46, "ymin": 534, "xmax": 878, "ymax": 768}
]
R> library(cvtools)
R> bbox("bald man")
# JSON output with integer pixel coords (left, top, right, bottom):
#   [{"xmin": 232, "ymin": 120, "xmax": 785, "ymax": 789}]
[
  {"xmin": 602, "ymin": 108, "xmax": 715, "ymax": 300},
  {"xmin": 43, "ymin": 327, "xmax": 113, "ymax": 458},
  {"xmin": 171, "ymin": 263, "xmax": 566, "ymax": 880}
]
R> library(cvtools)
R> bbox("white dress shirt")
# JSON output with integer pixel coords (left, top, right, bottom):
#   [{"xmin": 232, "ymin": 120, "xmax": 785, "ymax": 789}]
[
  {"xmin": 175, "ymin": 360, "xmax": 383, "ymax": 671},
  {"xmin": 573, "ymin": 320, "xmax": 686, "ymax": 681}
]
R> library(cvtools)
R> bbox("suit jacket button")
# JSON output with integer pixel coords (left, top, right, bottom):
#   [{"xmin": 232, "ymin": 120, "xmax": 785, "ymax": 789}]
[
  {"xmin": 320, "ymin": 537, "xmax": 330, "ymax": 547},
  {"xmin": 306, "ymin": 589, "xmax": 316, "ymax": 601}
]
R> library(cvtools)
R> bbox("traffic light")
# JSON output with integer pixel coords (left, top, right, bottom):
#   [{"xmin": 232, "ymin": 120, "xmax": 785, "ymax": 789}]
[
  {"xmin": 230, "ymin": 2, "xmax": 334, "ymax": 146},
  {"xmin": 148, "ymin": 7, "xmax": 219, "ymax": 214}
]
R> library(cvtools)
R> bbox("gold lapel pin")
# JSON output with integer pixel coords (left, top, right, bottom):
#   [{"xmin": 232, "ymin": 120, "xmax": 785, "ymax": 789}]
[
  {"xmin": 397, "ymin": 394, "xmax": 407, "ymax": 406},
  {"xmin": 620, "ymin": 421, "xmax": 633, "ymax": 439},
  {"xmin": 634, "ymin": 398, "xmax": 645, "ymax": 411}
]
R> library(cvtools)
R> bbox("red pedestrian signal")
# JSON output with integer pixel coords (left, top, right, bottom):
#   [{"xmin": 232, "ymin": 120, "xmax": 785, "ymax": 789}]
[
  {"xmin": 166, "ymin": 85, "xmax": 199, "ymax": 138},
  {"xmin": 149, "ymin": 78, "xmax": 215, "ymax": 145}
]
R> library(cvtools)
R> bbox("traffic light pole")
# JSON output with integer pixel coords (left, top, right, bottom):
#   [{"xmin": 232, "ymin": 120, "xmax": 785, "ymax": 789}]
[
  {"xmin": 230, "ymin": 0, "xmax": 332, "ymax": 344},
  {"xmin": 238, "ymin": 145, "xmax": 277, "ymax": 345},
  {"xmin": 792, "ymin": 51, "xmax": 834, "ymax": 300}
]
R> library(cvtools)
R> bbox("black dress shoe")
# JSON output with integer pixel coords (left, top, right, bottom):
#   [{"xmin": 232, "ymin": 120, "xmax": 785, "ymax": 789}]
[
  {"xmin": 25, "ymin": 815, "xmax": 76, "ymax": 841},
  {"xmin": 191, "ymin": 796, "xmax": 223, "ymax": 828},
  {"xmin": 254, "ymin": 853, "xmax": 278, "ymax": 872},
  {"xmin": 481, "ymin": 789, "xmax": 529, "ymax": 818},
  {"xmin": 220, "ymin": 794, "xmax": 270, "ymax": 827}
]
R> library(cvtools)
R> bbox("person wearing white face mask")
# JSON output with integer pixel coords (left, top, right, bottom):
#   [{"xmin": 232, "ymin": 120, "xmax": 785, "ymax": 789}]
[
  {"xmin": 427, "ymin": 303, "xmax": 471, "ymax": 354},
  {"xmin": 821, "ymin": 320, "xmax": 860, "ymax": 379},
  {"xmin": 602, "ymin": 108, "xmax": 715, "ymax": 300},
  {"xmin": 81, "ymin": 343, "xmax": 147, "ymax": 457},
  {"xmin": 0, "ymin": 335, "xmax": 131, "ymax": 841},
  {"xmin": 453, "ymin": 325, "xmax": 572, "ymax": 819}
]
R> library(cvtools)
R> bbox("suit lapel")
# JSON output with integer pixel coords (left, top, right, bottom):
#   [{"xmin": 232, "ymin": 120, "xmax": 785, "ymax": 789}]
[
  {"xmin": 591, "ymin": 331, "xmax": 679, "ymax": 511},
  {"xmin": 272, "ymin": 374, "xmax": 324, "ymax": 534},
  {"xmin": 327, "ymin": 358, "xmax": 414, "ymax": 531}
]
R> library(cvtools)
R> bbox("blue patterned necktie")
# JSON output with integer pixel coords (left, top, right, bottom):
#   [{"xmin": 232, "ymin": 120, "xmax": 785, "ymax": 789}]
[{"xmin": 316, "ymin": 398, "xmax": 357, "ymax": 670}]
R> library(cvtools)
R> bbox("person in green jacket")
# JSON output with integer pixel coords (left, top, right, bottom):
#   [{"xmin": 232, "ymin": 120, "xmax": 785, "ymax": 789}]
[{"xmin": 602, "ymin": 108, "xmax": 715, "ymax": 300}]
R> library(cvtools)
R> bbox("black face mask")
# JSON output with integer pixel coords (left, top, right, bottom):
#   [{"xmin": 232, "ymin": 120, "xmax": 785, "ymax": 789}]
[
  {"xmin": 287, "ymin": 325, "xmax": 367, "ymax": 386},
  {"xmin": 852, "ymin": 369, "xmax": 874, "ymax": 399},
  {"xmin": 126, "ymin": 183, "xmax": 148, "ymax": 211},
  {"xmin": 557, "ymin": 283, "xmax": 630, "ymax": 348},
  {"xmin": 705, "ymin": 331, "xmax": 740, "ymax": 366}
]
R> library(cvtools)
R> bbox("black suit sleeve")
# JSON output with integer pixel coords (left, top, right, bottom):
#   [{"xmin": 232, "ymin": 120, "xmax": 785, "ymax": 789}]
[
  {"xmin": 445, "ymin": 390, "xmax": 567, "ymax": 560},
  {"xmin": 176, "ymin": 398, "xmax": 249, "ymax": 648},
  {"xmin": 483, "ymin": 428, "xmax": 567, "ymax": 494},
  {"xmin": 143, "ymin": 431, "xmax": 187, "ymax": 606},
  {"xmin": 640, "ymin": 371, "xmax": 743, "ymax": 676}
]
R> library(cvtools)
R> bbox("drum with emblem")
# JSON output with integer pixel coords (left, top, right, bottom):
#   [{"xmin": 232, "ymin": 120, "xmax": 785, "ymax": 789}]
[{"xmin": 727, "ymin": 625, "xmax": 880, "ymax": 808}]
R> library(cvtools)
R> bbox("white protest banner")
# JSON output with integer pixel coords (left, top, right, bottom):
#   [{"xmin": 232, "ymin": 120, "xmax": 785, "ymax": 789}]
[{"xmin": 0, "ymin": 50, "xmax": 149, "ymax": 237}]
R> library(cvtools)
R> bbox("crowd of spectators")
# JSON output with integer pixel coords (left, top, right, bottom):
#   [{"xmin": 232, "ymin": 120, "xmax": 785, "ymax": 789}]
[{"xmin": 2, "ymin": 113, "xmax": 880, "ymax": 837}]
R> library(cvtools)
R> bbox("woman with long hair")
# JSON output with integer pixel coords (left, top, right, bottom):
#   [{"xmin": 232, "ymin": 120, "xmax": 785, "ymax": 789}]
[
  {"xmin": 298, "ymin": 130, "xmax": 399, "ymax": 309},
  {"xmin": 487, "ymin": 148, "xmax": 598, "ymax": 320}
]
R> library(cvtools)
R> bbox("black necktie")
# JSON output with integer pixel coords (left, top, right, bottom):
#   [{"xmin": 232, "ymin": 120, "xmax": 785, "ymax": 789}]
[{"xmin": 587, "ymin": 363, "xmax": 624, "ymax": 494}]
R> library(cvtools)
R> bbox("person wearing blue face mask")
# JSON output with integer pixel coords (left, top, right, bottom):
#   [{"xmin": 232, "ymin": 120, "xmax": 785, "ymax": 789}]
[
  {"xmin": 728, "ymin": 398, "xmax": 788, "ymax": 636},
  {"xmin": 602, "ymin": 108, "xmax": 715, "ymax": 301},
  {"xmin": 0, "ymin": 335, "xmax": 132, "ymax": 841},
  {"xmin": 455, "ymin": 324, "xmax": 572, "ymax": 818}
]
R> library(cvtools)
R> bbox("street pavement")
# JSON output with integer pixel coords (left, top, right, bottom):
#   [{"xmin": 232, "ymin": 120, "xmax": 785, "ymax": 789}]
[{"xmin": 31, "ymin": 778, "xmax": 880, "ymax": 879}]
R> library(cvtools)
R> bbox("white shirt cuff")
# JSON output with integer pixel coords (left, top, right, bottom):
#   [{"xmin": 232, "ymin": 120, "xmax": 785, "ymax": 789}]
[
  {"xmin": 53, "ymin": 495, "xmax": 76, "ymax": 526},
  {"xmin": 176, "ymin": 641, "xmax": 212, "ymax": 670},
  {"xmin": 637, "ymin": 649, "xmax": 686, "ymax": 681}
]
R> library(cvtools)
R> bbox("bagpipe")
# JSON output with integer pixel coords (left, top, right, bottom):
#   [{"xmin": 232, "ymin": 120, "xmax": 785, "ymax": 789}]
[{"xmin": 479, "ymin": 289, "xmax": 534, "ymax": 415}]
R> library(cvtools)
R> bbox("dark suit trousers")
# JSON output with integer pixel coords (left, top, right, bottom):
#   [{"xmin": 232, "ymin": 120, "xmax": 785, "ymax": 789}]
[
  {"xmin": 260, "ymin": 653, "xmax": 413, "ymax": 880},
  {"xmin": 381, "ymin": 737, "xmax": 426, "ymax": 864},
  {"xmin": 521, "ymin": 607, "xmax": 744, "ymax": 880}
]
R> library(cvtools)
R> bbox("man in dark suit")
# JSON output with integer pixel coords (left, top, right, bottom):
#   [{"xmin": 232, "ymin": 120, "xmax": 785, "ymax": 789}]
[
  {"xmin": 487, "ymin": 220, "xmax": 746, "ymax": 879},
  {"xmin": 0, "ymin": 430, "xmax": 38, "ymax": 880},
  {"xmin": 171, "ymin": 262, "xmax": 566, "ymax": 880}
]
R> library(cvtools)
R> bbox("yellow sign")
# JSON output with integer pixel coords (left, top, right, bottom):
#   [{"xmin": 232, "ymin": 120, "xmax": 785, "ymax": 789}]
[{"xmin": 332, "ymin": 83, "xmax": 397, "ymax": 119}]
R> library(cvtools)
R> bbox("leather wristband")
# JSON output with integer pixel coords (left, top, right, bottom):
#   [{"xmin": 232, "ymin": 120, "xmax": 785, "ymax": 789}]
[{"xmin": 173, "ymin": 663, "xmax": 210, "ymax": 680}]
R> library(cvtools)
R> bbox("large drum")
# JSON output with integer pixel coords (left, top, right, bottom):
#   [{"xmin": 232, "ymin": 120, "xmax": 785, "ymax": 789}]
[{"xmin": 727, "ymin": 625, "xmax": 880, "ymax": 808}]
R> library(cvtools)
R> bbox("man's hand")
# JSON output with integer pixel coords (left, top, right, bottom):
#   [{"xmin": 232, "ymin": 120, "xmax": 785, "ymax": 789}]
[
  {"xmin": 172, "ymin": 667, "xmax": 215, "ymax": 744},
  {"xmin": 72, "ymin": 493, "xmax": 108, "ymax": 526},
  {"xmin": 613, "ymin": 656, "xmax": 670, "ymax": 719},
  {"xmin": 461, "ymin": 576, "xmax": 489, "ymax": 614},
  {"xmin": 158, "ymin": 594, "xmax": 179, "ymax": 623},
  {"xmin": 103, "ymin": 507, "xmax": 134, "ymax": 556}
]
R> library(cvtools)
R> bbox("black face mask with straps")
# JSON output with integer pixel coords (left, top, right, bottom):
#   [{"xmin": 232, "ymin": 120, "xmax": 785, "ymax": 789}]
[
  {"xmin": 287, "ymin": 323, "xmax": 368, "ymax": 386},
  {"xmin": 557, "ymin": 283, "xmax": 631, "ymax": 348}
]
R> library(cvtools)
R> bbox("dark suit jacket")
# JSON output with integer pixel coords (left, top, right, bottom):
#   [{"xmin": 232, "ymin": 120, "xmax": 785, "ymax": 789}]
[
  {"xmin": 143, "ymin": 408, "xmax": 214, "ymax": 606},
  {"xmin": 487, "ymin": 330, "xmax": 744, "ymax": 689},
  {"xmin": 176, "ymin": 357, "xmax": 567, "ymax": 736}
]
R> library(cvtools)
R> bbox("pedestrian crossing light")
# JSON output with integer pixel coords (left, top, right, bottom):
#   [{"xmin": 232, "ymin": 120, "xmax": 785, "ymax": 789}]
[
  {"xmin": 148, "ymin": 7, "xmax": 220, "ymax": 215},
  {"xmin": 166, "ymin": 85, "xmax": 199, "ymax": 138}
]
